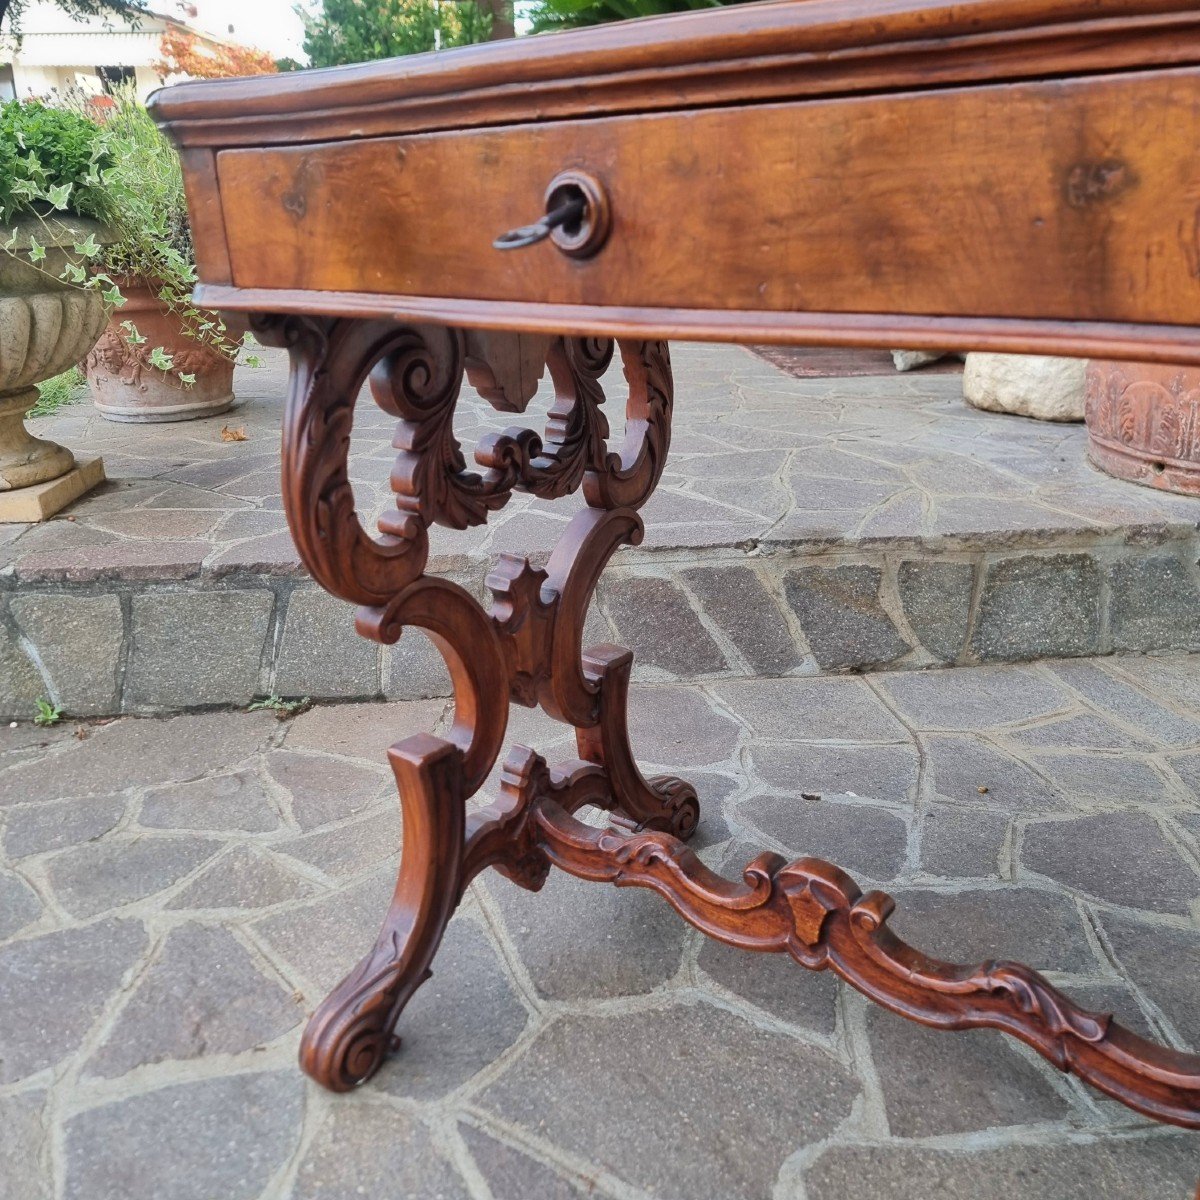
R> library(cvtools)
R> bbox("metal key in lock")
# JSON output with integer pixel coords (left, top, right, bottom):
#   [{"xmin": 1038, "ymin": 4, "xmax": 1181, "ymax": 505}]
[{"xmin": 493, "ymin": 193, "xmax": 587, "ymax": 251}]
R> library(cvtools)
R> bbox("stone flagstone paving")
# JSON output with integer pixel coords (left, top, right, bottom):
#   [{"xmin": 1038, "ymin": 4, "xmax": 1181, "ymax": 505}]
[
  {"xmin": 0, "ymin": 653, "xmax": 1198, "ymax": 1197},
  {"xmin": 5, "ymin": 345, "xmax": 1200, "ymax": 721},
  {"xmin": 8, "ymin": 344, "xmax": 1200, "ymax": 583}
]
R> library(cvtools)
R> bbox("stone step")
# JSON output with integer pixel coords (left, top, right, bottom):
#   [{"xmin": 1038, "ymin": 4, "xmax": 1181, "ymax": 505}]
[{"xmin": 2, "ymin": 345, "xmax": 1198, "ymax": 720}]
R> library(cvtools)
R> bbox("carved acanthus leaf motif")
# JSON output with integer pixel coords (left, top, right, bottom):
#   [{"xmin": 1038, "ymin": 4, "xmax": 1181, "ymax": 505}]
[
  {"xmin": 259, "ymin": 314, "xmax": 432, "ymax": 606},
  {"xmin": 983, "ymin": 964, "xmax": 1110, "ymax": 1054},
  {"xmin": 584, "ymin": 339, "xmax": 675, "ymax": 510},
  {"xmin": 522, "ymin": 336, "xmax": 613, "ymax": 500},
  {"xmin": 1116, "ymin": 392, "xmax": 1142, "ymax": 445},
  {"xmin": 643, "ymin": 775, "xmax": 703, "ymax": 841},
  {"xmin": 375, "ymin": 327, "xmax": 524, "ymax": 533},
  {"xmin": 1086, "ymin": 361, "xmax": 1200, "ymax": 493},
  {"xmin": 1152, "ymin": 402, "xmax": 1184, "ymax": 457},
  {"xmin": 503, "ymin": 782, "xmax": 1200, "ymax": 1127}
]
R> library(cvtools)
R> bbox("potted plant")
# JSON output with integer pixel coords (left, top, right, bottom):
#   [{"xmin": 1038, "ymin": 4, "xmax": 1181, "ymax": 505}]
[
  {"xmin": 1085, "ymin": 360, "xmax": 1200, "ymax": 495},
  {"xmin": 0, "ymin": 98, "xmax": 116, "ymax": 519},
  {"xmin": 83, "ymin": 88, "xmax": 251, "ymax": 422}
]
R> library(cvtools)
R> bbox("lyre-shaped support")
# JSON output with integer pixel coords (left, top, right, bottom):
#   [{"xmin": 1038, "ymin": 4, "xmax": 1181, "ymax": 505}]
[{"xmin": 261, "ymin": 313, "xmax": 1200, "ymax": 1129}]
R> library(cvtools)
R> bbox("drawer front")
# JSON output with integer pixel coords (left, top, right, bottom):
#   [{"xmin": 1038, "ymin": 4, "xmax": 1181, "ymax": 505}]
[{"xmin": 214, "ymin": 69, "xmax": 1200, "ymax": 326}]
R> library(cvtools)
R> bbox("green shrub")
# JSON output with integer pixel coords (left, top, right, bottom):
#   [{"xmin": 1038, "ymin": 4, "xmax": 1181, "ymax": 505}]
[
  {"xmin": 529, "ymin": 0, "xmax": 754, "ymax": 31},
  {"xmin": 97, "ymin": 88, "xmax": 239, "ymax": 366},
  {"xmin": 1, "ymin": 88, "xmax": 258, "ymax": 382},
  {"xmin": 0, "ymin": 99, "xmax": 114, "ymax": 226}
]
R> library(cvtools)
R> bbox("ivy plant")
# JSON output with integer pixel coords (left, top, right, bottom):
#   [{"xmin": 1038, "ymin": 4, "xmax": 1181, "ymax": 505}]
[
  {"xmin": 0, "ymin": 99, "xmax": 114, "ymax": 226},
  {"xmin": 1, "ymin": 90, "xmax": 260, "ymax": 385}
]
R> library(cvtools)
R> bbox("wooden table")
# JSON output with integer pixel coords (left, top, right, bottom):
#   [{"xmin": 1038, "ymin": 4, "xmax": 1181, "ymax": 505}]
[{"xmin": 152, "ymin": 0, "xmax": 1200, "ymax": 1128}]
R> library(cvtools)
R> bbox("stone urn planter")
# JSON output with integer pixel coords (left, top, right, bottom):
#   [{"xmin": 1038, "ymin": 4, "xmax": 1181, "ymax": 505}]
[
  {"xmin": 85, "ymin": 278, "xmax": 235, "ymax": 422},
  {"xmin": 0, "ymin": 218, "xmax": 110, "ymax": 521},
  {"xmin": 962, "ymin": 353, "xmax": 1086, "ymax": 421},
  {"xmin": 1085, "ymin": 360, "xmax": 1200, "ymax": 496}
]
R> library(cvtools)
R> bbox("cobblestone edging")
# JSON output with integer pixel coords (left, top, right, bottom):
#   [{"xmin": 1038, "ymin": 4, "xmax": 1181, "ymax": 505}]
[{"xmin": 2, "ymin": 526, "xmax": 1198, "ymax": 721}]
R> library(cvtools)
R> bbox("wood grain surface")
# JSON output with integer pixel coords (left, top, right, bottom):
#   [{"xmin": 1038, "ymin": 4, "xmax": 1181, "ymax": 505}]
[
  {"xmin": 213, "ymin": 71, "xmax": 1200, "ymax": 329},
  {"xmin": 149, "ymin": 0, "xmax": 1200, "ymax": 147}
]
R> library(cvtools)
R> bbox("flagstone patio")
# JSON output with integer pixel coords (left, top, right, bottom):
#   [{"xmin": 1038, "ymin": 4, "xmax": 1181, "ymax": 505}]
[
  {"xmin": 1, "ymin": 651, "xmax": 1198, "ymax": 1198},
  {"xmin": 3, "ymin": 344, "xmax": 1200, "ymax": 721}
]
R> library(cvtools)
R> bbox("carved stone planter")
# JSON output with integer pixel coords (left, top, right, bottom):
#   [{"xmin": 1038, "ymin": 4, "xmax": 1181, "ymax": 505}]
[
  {"xmin": 85, "ymin": 278, "xmax": 235, "ymax": 423},
  {"xmin": 1085, "ymin": 361, "xmax": 1200, "ymax": 496},
  {"xmin": 0, "ymin": 218, "xmax": 109, "ymax": 522}
]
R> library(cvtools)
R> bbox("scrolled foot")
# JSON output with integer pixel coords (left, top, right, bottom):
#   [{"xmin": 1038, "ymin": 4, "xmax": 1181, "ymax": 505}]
[
  {"xmin": 300, "ymin": 957, "xmax": 423, "ymax": 1091},
  {"xmin": 645, "ymin": 775, "xmax": 701, "ymax": 839},
  {"xmin": 577, "ymin": 645, "xmax": 701, "ymax": 841},
  {"xmin": 301, "ymin": 734, "xmax": 466, "ymax": 1092}
]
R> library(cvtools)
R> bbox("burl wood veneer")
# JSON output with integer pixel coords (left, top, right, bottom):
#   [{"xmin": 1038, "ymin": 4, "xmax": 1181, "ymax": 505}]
[{"xmin": 153, "ymin": 0, "xmax": 1200, "ymax": 1129}]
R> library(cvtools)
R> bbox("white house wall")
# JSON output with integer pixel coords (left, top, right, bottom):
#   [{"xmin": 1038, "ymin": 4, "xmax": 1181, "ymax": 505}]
[
  {"xmin": 9, "ymin": 30, "xmax": 167, "ymax": 69},
  {"xmin": 7, "ymin": 61, "xmax": 161, "ymax": 101},
  {"xmin": 0, "ymin": 1, "xmax": 245, "ymax": 102}
]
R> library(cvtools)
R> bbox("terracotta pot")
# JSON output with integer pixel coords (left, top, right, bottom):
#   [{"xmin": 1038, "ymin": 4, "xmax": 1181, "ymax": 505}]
[
  {"xmin": 85, "ymin": 279, "xmax": 234, "ymax": 422},
  {"xmin": 1085, "ymin": 360, "xmax": 1200, "ymax": 496},
  {"xmin": 0, "ymin": 217, "xmax": 111, "ymax": 491}
]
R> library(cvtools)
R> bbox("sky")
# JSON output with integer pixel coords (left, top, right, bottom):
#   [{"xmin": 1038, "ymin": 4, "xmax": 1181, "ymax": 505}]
[{"xmin": 183, "ymin": 0, "xmax": 308, "ymax": 61}]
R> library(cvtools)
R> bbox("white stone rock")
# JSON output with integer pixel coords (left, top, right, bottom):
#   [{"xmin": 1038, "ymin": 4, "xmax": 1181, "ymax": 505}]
[
  {"xmin": 962, "ymin": 353, "xmax": 1086, "ymax": 422},
  {"xmin": 891, "ymin": 349, "xmax": 959, "ymax": 372}
]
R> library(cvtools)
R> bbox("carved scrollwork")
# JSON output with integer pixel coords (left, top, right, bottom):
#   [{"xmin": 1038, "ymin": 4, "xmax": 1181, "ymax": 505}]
[
  {"xmin": 374, "ymin": 325, "xmax": 519, "ymax": 533},
  {"xmin": 299, "ymin": 734, "xmax": 466, "ymax": 1092},
  {"xmin": 584, "ymin": 339, "xmax": 675, "ymax": 510},
  {"xmin": 357, "ymin": 575, "xmax": 509, "ymax": 796},
  {"xmin": 262, "ymin": 318, "xmax": 681, "ymax": 617},
  {"xmin": 522, "ymin": 336, "xmax": 613, "ymax": 500},
  {"xmin": 274, "ymin": 315, "xmax": 1200, "ymax": 1128},
  {"xmin": 279, "ymin": 316, "xmax": 1200, "ymax": 1129},
  {"xmin": 494, "ymin": 767, "xmax": 1200, "ymax": 1129},
  {"xmin": 259, "ymin": 314, "xmax": 433, "ymax": 606},
  {"xmin": 488, "ymin": 506, "xmax": 644, "ymax": 726}
]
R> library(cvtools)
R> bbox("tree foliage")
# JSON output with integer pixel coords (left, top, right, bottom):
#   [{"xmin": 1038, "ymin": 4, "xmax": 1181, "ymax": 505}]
[
  {"xmin": 0, "ymin": 0, "xmax": 150, "ymax": 35},
  {"xmin": 528, "ymin": 0, "xmax": 750, "ymax": 33},
  {"xmin": 300, "ymin": 0, "xmax": 491, "ymax": 67},
  {"xmin": 154, "ymin": 27, "xmax": 278, "ymax": 79}
]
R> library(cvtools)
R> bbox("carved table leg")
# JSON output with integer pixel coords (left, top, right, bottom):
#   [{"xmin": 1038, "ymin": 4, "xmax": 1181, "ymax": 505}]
[{"xmin": 259, "ymin": 314, "xmax": 1200, "ymax": 1128}]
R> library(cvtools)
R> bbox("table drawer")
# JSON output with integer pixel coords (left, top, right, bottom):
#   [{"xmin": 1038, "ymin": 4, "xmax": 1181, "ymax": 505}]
[{"xmin": 214, "ymin": 68, "xmax": 1200, "ymax": 326}]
